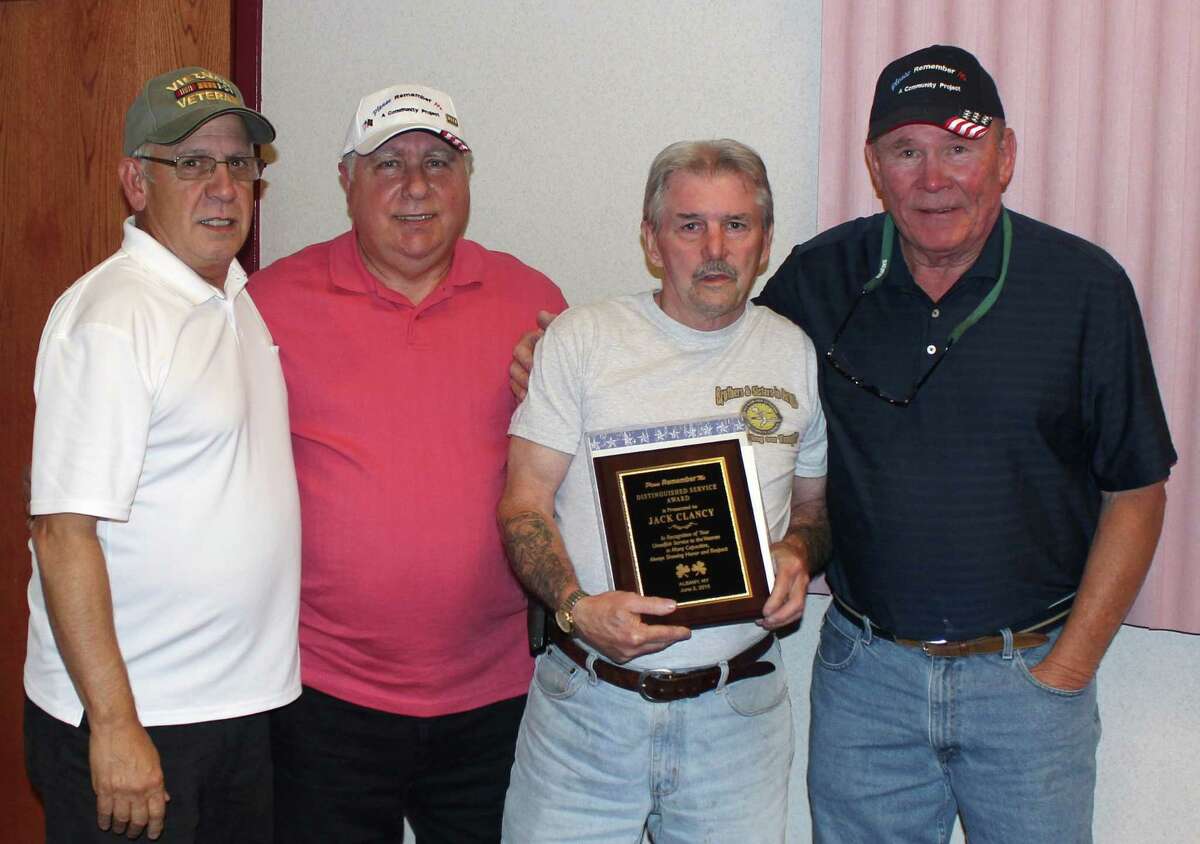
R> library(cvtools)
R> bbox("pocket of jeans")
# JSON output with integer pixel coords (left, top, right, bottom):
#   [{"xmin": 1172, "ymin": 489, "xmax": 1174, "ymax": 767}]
[
  {"xmin": 722, "ymin": 648, "xmax": 789, "ymax": 717},
  {"xmin": 534, "ymin": 646, "xmax": 587, "ymax": 700},
  {"xmin": 1014, "ymin": 644, "xmax": 1092, "ymax": 698},
  {"xmin": 815, "ymin": 613, "xmax": 861, "ymax": 670}
]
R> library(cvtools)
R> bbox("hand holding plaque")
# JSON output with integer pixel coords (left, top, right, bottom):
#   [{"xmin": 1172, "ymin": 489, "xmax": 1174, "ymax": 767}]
[{"xmin": 587, "ymin": 419, "xmax": 774, "ymax": 628}]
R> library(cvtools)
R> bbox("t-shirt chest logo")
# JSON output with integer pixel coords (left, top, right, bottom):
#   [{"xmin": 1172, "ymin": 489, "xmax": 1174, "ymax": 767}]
[
  {"xmin": 741, "ymin": 398, "xmax": 782, "ymax": 435},
  {"xmin": 714, "ymin": 384, "xmax": 800, "ymax": 445}
]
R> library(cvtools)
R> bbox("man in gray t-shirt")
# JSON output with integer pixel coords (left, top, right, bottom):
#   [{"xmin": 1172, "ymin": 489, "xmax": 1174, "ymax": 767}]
[{"xmin": 498, "ymin": 140, "xmax": 829, "ymax": 843}]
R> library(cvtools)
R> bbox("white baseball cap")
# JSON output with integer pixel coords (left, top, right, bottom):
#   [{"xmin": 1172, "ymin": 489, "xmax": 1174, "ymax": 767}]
[{"xmin": 340, "ymin": 83, "xmax": 470, "ymax": 157}]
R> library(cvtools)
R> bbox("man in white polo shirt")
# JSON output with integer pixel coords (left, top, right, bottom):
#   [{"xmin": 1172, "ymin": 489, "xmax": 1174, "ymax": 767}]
[{"xmin": 24, "ymin": 66, "xmax": 300, "ymax": 843}]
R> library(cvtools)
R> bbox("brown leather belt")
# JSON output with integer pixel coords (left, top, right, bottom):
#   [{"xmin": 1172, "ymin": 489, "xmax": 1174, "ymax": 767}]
[
  {"xmin": 895, "ymin": 632, "xmax": 1049, "ymax": 657},
  {"xmin": 551, "ymin": 632, "xmax": 775, "ymax": 702},
  {"xmin": 832, "ymin": 596, "xmax": 1068, "ymax": 657}
]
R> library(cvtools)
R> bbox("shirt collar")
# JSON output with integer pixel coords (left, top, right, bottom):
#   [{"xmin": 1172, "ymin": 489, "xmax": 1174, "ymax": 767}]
[
  {"xmin": 120, "ymin": 217, "xmax": 248, "ymax": 305},
  {"xmin": 330, "ymin": 231, "xmax": 483, "ymax": 306},
  {"xmin": 640, "ymin": 289, "xmax": 752, "ymax": 348},
  {"xmin": 960, "ymin": 210, "xmax": 1005, "ymax": 282},
  {"xmin": 887, "ymin": 208, "xmax": 1006, "ymax": 294}
]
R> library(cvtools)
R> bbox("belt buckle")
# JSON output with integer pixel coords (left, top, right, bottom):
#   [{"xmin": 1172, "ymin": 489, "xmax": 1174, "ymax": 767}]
[
  {"xmin": 636, "ymin": 668, "xmax": 676, "ymax": 702},
  {"xmin": 920, "ymin": 639, "xmax": 949, "ymax": 656}
]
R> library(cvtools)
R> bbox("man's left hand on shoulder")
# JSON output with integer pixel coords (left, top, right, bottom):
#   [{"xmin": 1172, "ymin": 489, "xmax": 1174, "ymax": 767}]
[
  {"xmin": 760, "ymin": 541, "xmax": 810, "ymax": 629},
  {"xmin": 509, "ymin": 309, "xmax": 558, "ymax": 400}
]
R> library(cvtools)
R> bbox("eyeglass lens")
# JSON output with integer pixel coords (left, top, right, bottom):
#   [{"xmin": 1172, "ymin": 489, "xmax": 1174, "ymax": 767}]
[{"xmin": 175, "ymin": 156, "xmax": 263, "ymax": 181}]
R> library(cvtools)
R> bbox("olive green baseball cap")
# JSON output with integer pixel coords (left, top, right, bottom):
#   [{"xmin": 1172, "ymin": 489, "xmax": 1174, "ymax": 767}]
[{"xmin": 124, "ymin": 66, "xmax": 275, "ymax": 155}]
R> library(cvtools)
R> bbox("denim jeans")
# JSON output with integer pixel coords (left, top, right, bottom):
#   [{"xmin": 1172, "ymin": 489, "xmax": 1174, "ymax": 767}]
[
  {"xmin": 808, "ymin": 603, "xmax": 1101, "ymax": 844},
  {"xmin": 502, "ymin": 639, "xmax": 794, "ymax": 843}
]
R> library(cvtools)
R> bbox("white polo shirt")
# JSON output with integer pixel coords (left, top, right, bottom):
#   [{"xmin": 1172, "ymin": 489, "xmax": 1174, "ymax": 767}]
[{"xmin": 26, "ymin": 218, "xmax": 301, "ymax": 727}]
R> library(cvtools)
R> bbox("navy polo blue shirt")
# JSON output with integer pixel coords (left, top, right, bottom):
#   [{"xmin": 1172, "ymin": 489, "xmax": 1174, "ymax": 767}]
[{"xmin": 758, "ymin": 208, "xmax": 1176, "ymax": 640}]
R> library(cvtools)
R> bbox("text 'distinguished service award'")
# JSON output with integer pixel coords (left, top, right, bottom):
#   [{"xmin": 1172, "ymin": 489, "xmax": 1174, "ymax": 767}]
[{"xmin": 586, "ymin": 417, "xmax": 774, "ymax": 627}]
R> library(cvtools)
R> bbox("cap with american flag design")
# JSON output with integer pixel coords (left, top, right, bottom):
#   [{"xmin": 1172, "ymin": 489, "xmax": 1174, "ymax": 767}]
[{"xmin": 867, "ymin": 45, "xmax": 1004, "ymax": 142}]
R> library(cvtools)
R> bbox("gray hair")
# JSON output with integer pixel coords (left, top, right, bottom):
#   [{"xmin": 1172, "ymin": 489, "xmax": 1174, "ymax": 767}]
[
  {"xmin": 643, "ymin": 139, "xmax": 773, "ymax": 232},
  {"xmin": 130, "ymin": 142, "xmax": 156, "ymax": 182}
]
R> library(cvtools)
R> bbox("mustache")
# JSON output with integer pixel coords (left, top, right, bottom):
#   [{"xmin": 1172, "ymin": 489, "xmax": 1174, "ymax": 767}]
[{"xmin": 692, "ymin": 260, "xmax": 739, "ymax": 282}]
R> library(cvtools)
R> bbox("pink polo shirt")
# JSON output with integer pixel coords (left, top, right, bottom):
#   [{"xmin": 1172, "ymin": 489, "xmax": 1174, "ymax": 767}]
[{"xmin": 250, "ymin": 231, "xmax": 565, "ymax": 716}]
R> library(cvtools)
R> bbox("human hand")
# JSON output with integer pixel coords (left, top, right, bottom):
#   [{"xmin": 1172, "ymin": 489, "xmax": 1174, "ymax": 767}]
[
  {"xmin": 1029, "ymin": 655, "xmax": 1093, "ymax": 692},
  {"xmin": 572, "ymin": 591, "xmax": 691, "ymax": 663},
  {"xmin": 759, "ymin": 541, "xmax": 810, "ymax": 629},
  {"xmin": 89, "ymin": 719, "xmax": 169, "ymax": 839},
  {"xmin": 509, "ymin": 310, "xmax": 557, "ymax": 400}
]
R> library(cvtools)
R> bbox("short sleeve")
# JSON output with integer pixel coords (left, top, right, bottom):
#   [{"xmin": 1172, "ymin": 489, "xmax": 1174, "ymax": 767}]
[
  {"xmin": 537, "ymin": 282, "xmax": 569, "ymax": 317},
  {"xmin": 508, "ymin": 313, "xmax": 589, "ymax": 456},
  {"xmin": 1082, "ymin": 274, "xmax": 1176, "ymax": 492},
  {"xmin": 31, "ymin": 324, "xmax": 154, "ymax": 520},
  {"xmin": 793, "ymin": 335, "xmax": 828, "ymax": 478}
]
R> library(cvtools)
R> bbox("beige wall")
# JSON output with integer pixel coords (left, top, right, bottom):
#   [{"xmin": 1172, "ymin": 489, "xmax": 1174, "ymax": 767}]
[{"xmin": 259, "ymin": 0, "xmax": 822, "ymax": 305}]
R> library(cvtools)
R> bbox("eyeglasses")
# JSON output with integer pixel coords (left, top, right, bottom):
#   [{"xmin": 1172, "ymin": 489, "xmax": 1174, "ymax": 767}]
[
  {"xmin": 824, "ymin": 210, "xmax": 1012, "ymax": 407},
  {"xmin": 134, "ymin": 154, "xmax": 266, "ymax": 182}
]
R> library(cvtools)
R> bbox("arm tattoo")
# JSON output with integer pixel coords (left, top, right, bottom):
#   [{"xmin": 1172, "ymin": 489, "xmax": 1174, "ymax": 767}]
[
  {"xmin": 785, "ymin": 500, "xmax": 832, "ymax": 576},
  {"xmin": 501, "ymin": 510, "xmax": 575, "ymax": 608}
]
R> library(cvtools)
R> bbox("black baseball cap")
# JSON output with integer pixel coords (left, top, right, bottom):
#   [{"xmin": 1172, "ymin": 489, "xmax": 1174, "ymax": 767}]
[{"xmin": 868, "ymin": 45, "xmax": 1004, "ymax": 141}]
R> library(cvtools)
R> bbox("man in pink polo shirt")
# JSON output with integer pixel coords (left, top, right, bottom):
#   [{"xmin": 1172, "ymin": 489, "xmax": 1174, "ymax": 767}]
[{"xmin": 250, "ymin": 84, "xmax": 565, "ymax": 844}]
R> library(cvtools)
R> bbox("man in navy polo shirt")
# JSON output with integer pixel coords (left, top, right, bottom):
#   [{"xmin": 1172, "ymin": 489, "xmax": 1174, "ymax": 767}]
[{"xmin": 755, "ymin": 45, "xmax": 1175, "ymax": 842}]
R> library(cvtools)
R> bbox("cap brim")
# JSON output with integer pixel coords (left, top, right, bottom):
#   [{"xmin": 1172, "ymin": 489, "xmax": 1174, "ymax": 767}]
[
  {"xmin": 146, "ymin": 106, "xmax": 276, "ymax": 149},
  {"xmin": 345, "ymin": 124, "xmax": 470, "ymax": 156},
  {"xmin": 867, "ymin": 104, "xmax": 992, "ymax": 141}
]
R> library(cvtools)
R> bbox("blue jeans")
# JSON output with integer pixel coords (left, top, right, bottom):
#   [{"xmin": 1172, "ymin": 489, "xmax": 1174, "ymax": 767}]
[
  {"xmin": 502, "ymin": 639, "xmax": 793, "ymax": 843},
  {"xmin": 808, "ymin": 604, "xmax": 1101, "ymax": 844}
]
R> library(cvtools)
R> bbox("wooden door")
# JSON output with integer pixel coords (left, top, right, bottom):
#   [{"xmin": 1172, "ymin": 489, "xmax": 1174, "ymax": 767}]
[{"xmin": 0, "ymin": 0, "xmax": 234, "ymax": 834}]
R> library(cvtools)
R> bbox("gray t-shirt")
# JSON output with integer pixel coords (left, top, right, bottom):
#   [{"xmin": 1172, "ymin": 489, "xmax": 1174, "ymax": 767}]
[{"xmin": 511, "ymin": 291, "xmax": 826, "ymax": 669}]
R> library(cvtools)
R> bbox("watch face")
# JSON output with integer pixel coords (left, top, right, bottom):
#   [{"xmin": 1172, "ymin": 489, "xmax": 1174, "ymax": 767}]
[
  {"xmin": 555, "ymin": 609, "xmax": 572, "ymax": 634},
  {"xmin": 741, "ymin": 398, "xmax": 783, "ymax": 435}
]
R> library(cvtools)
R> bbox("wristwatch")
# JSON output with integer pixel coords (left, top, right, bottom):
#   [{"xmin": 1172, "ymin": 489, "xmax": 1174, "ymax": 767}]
[{"xmin": 554, "ymin": 589, "xmax": 590, "ymax": 634}]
